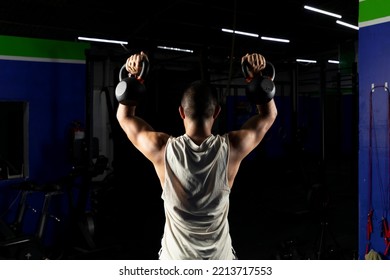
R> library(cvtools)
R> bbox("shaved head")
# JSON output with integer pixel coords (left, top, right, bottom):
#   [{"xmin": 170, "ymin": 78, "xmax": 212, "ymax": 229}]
[{"xmin": 181, "ymin": 80, "xmax": 219, "ymax": 122}]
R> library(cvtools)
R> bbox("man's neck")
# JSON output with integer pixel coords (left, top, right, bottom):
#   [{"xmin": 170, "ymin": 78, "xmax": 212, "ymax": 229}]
[
  {"xmin": 186, "ymin": 133, "xmax": 211, "ymax": 146},
  {"xmin": 185, "ymin": 128, "xmax": 212, "ymax": 146}
]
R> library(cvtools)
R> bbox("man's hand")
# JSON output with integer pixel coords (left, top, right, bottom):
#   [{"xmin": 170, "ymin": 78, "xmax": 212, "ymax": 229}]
[
  {"xmin": 241, "ymin": 53, "xmax": 266, "ymax": 79},
  {"xmin": 126, "ymin": 51, "xmax": 149, "ymax": 77}
]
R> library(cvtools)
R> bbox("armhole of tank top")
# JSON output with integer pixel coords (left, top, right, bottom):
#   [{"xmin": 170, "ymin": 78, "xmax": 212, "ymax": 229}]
[
  {"xmin": 162, "ymin": 137, "xmax": 172, "ymax": 193},
  {"xmin": 223, "ymin": 134, "xmax": 230, "ymax": 189}
]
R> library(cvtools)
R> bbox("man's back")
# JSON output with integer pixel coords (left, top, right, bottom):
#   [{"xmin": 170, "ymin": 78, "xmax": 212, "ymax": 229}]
[{"xmin": 159, "ymin": 134, "xmax": 235, "ymax": 260}]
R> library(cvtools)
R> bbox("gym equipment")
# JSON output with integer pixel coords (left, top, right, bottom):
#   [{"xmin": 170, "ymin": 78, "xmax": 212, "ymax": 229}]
[
  {"xmin": 115, "ymin": 59, "xmax": 149, "ymax": 105},
  {"xmin": 241, "ymin": 59, "xmax": 276, "ymax": 104},
  {"xmin": 0, "ymin": 181, "xmax": 63, "ymax": 259}
]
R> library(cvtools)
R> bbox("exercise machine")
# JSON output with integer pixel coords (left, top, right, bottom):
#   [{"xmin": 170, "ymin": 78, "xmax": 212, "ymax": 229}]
[{"xmin": 0, "ymin": 181, "xmax": 63, "ymax": 259}]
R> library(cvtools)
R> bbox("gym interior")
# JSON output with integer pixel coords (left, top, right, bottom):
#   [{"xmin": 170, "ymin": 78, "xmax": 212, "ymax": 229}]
[{"xmin": 0, "ymin": 1, "xmax": 389, "ymax": 260}]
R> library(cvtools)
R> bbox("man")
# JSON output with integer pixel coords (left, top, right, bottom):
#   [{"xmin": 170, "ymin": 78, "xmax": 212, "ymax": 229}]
[{"xmin": 116, "ymin": 51, "xmax": 277, "ymax": 259}]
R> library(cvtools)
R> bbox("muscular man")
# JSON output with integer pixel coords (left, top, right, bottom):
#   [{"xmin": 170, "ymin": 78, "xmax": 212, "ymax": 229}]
[{"xmin": 116, "ymin": 52, "xmax": 277, "ymax": 259}]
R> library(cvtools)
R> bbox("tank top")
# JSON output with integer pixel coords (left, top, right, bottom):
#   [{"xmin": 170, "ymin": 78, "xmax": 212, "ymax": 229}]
[{"xmin": 159, "ymin": 133, "xmax": 235, "ymax": 260}]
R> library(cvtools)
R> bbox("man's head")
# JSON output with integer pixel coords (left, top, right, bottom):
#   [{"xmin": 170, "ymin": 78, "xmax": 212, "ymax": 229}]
[{"xmin": 180, "ymin": 80, "xmax": 220, "ymax": 123}]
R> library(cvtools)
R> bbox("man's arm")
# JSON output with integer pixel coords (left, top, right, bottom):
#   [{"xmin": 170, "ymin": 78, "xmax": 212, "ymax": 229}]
[
  {"xmin": 116, "ymin": 51, "xmax": 170, "ymax": 181},
  {"xmin": 226, "ymin": 53, "xmax": 278, "ymax": 187}
]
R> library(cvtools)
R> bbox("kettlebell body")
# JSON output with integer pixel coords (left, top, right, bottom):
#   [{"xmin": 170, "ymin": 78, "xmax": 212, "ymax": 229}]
[
  {"xmin": 115, "ymin": 60, "xmax": 149, "ymax": 105},
  {"xmin": 242, "ymin": 60, "xmax": 276, "ymax": 105},
  {"xmin": 115, "ymin": 77, "xmax": 146, "ymax": 106},
  {"xmin": 245, "ymin": 75, "xmax": 275, "ymax": 105}
]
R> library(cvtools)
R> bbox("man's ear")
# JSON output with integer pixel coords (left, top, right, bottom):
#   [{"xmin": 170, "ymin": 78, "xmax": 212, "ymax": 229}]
[
  {"xmin": 213, "ymin": 105, "xmax": 221, "ymax": 119},
  {"xmin": 179, "ymin": 105, "xmax": 185, "ymax": 119}
]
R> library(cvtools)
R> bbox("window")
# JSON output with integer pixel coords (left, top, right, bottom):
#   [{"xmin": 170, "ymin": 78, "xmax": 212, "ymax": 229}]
[{"xmin": 0, "ymin": 101, "xmax": 28, "ymax": 180}]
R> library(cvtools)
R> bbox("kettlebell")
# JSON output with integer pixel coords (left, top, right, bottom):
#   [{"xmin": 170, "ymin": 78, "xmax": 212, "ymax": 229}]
[
  {"xmin": 241, "ymin": 60, "xmax": 276, "ymax": 105},
  {"xmin": 115, "ymin": 59, "xmax": 149, "ymax": 105}
]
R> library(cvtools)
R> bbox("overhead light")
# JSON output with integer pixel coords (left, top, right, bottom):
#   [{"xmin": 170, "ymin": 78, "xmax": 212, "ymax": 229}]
[
  {"xmin": 304, "ymin": 5, "xmax": 342, "ymax": 19},
  {"xmin": 336, "ymin": 20, "xmax": 359, "ymax": 30},
  {"xmin": 296, "ymin": 58, "xmax": 317, "ymax": 63},
  {"xmin": 157, "ymin": 45, "xmax": 193, "ymax": 53},
  {"xmin": 261, "ymin": 36, "xmax": 290, "ymax": 43},
  {"xmin": 77, "ymin": 36, "xmax": 128, "ymax": 45},
  {"xmin": 221, "ymin": 28, "xmax": 259, "ymax": 38},
  {"xmin": 328, "ymin": 60, "xmax": 340, "ymax": 64}
]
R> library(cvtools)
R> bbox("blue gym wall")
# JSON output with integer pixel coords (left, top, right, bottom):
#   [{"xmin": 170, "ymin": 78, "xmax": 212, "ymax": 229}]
[
  {"xmin": 0, "ymin": 36, "xmax": 89, "ymax": 245},
  {"xmin": 358, "ymin": 1, "xmax": 390, "ymax": 260}
]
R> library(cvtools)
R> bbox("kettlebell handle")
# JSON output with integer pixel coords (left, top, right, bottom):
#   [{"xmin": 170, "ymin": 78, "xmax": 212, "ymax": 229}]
[
  {"xmin": 118, "ymin": 59, "xmax": 150, "ymax": 82},
  {"xmin": 241, "ymin": 60, "xmax": 275, "ymax": 81}
]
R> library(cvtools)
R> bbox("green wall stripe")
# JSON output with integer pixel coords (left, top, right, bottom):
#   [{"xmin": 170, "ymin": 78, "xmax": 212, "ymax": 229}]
[
  {"xmin": 0, "ymin": 36, "xmax": 90, "ymax": 60},
  {"xmin": 359, "ymin": 0, "xmax": 390, "ymax": 25}
]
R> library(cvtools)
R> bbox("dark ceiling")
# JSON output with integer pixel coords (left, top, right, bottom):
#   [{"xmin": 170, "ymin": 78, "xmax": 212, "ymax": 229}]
[{"xmin": 0, "ymin": 0, "xmax": 359, "ymax": 71}]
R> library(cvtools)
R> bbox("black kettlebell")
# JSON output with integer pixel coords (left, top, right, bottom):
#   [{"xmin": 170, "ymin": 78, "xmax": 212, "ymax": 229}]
[
  {"xmin": 242, "ymin": 60, "xmax": 276, "ymax": 105},
  {"xmin": 115, "ymin": 59, "xmax": 149, "ymax": 105}
]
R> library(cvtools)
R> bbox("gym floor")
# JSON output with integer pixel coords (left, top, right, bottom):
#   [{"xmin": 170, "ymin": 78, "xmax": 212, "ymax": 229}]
[{"xmin": 61, "ymin": 153, "xmax": 358, "ymax": 260}]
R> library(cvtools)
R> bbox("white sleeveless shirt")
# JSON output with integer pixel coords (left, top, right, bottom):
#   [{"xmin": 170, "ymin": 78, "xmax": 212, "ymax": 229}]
[{"xmin": 159, "ymin": 134, "xmax": 235, "ymax": 260}]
